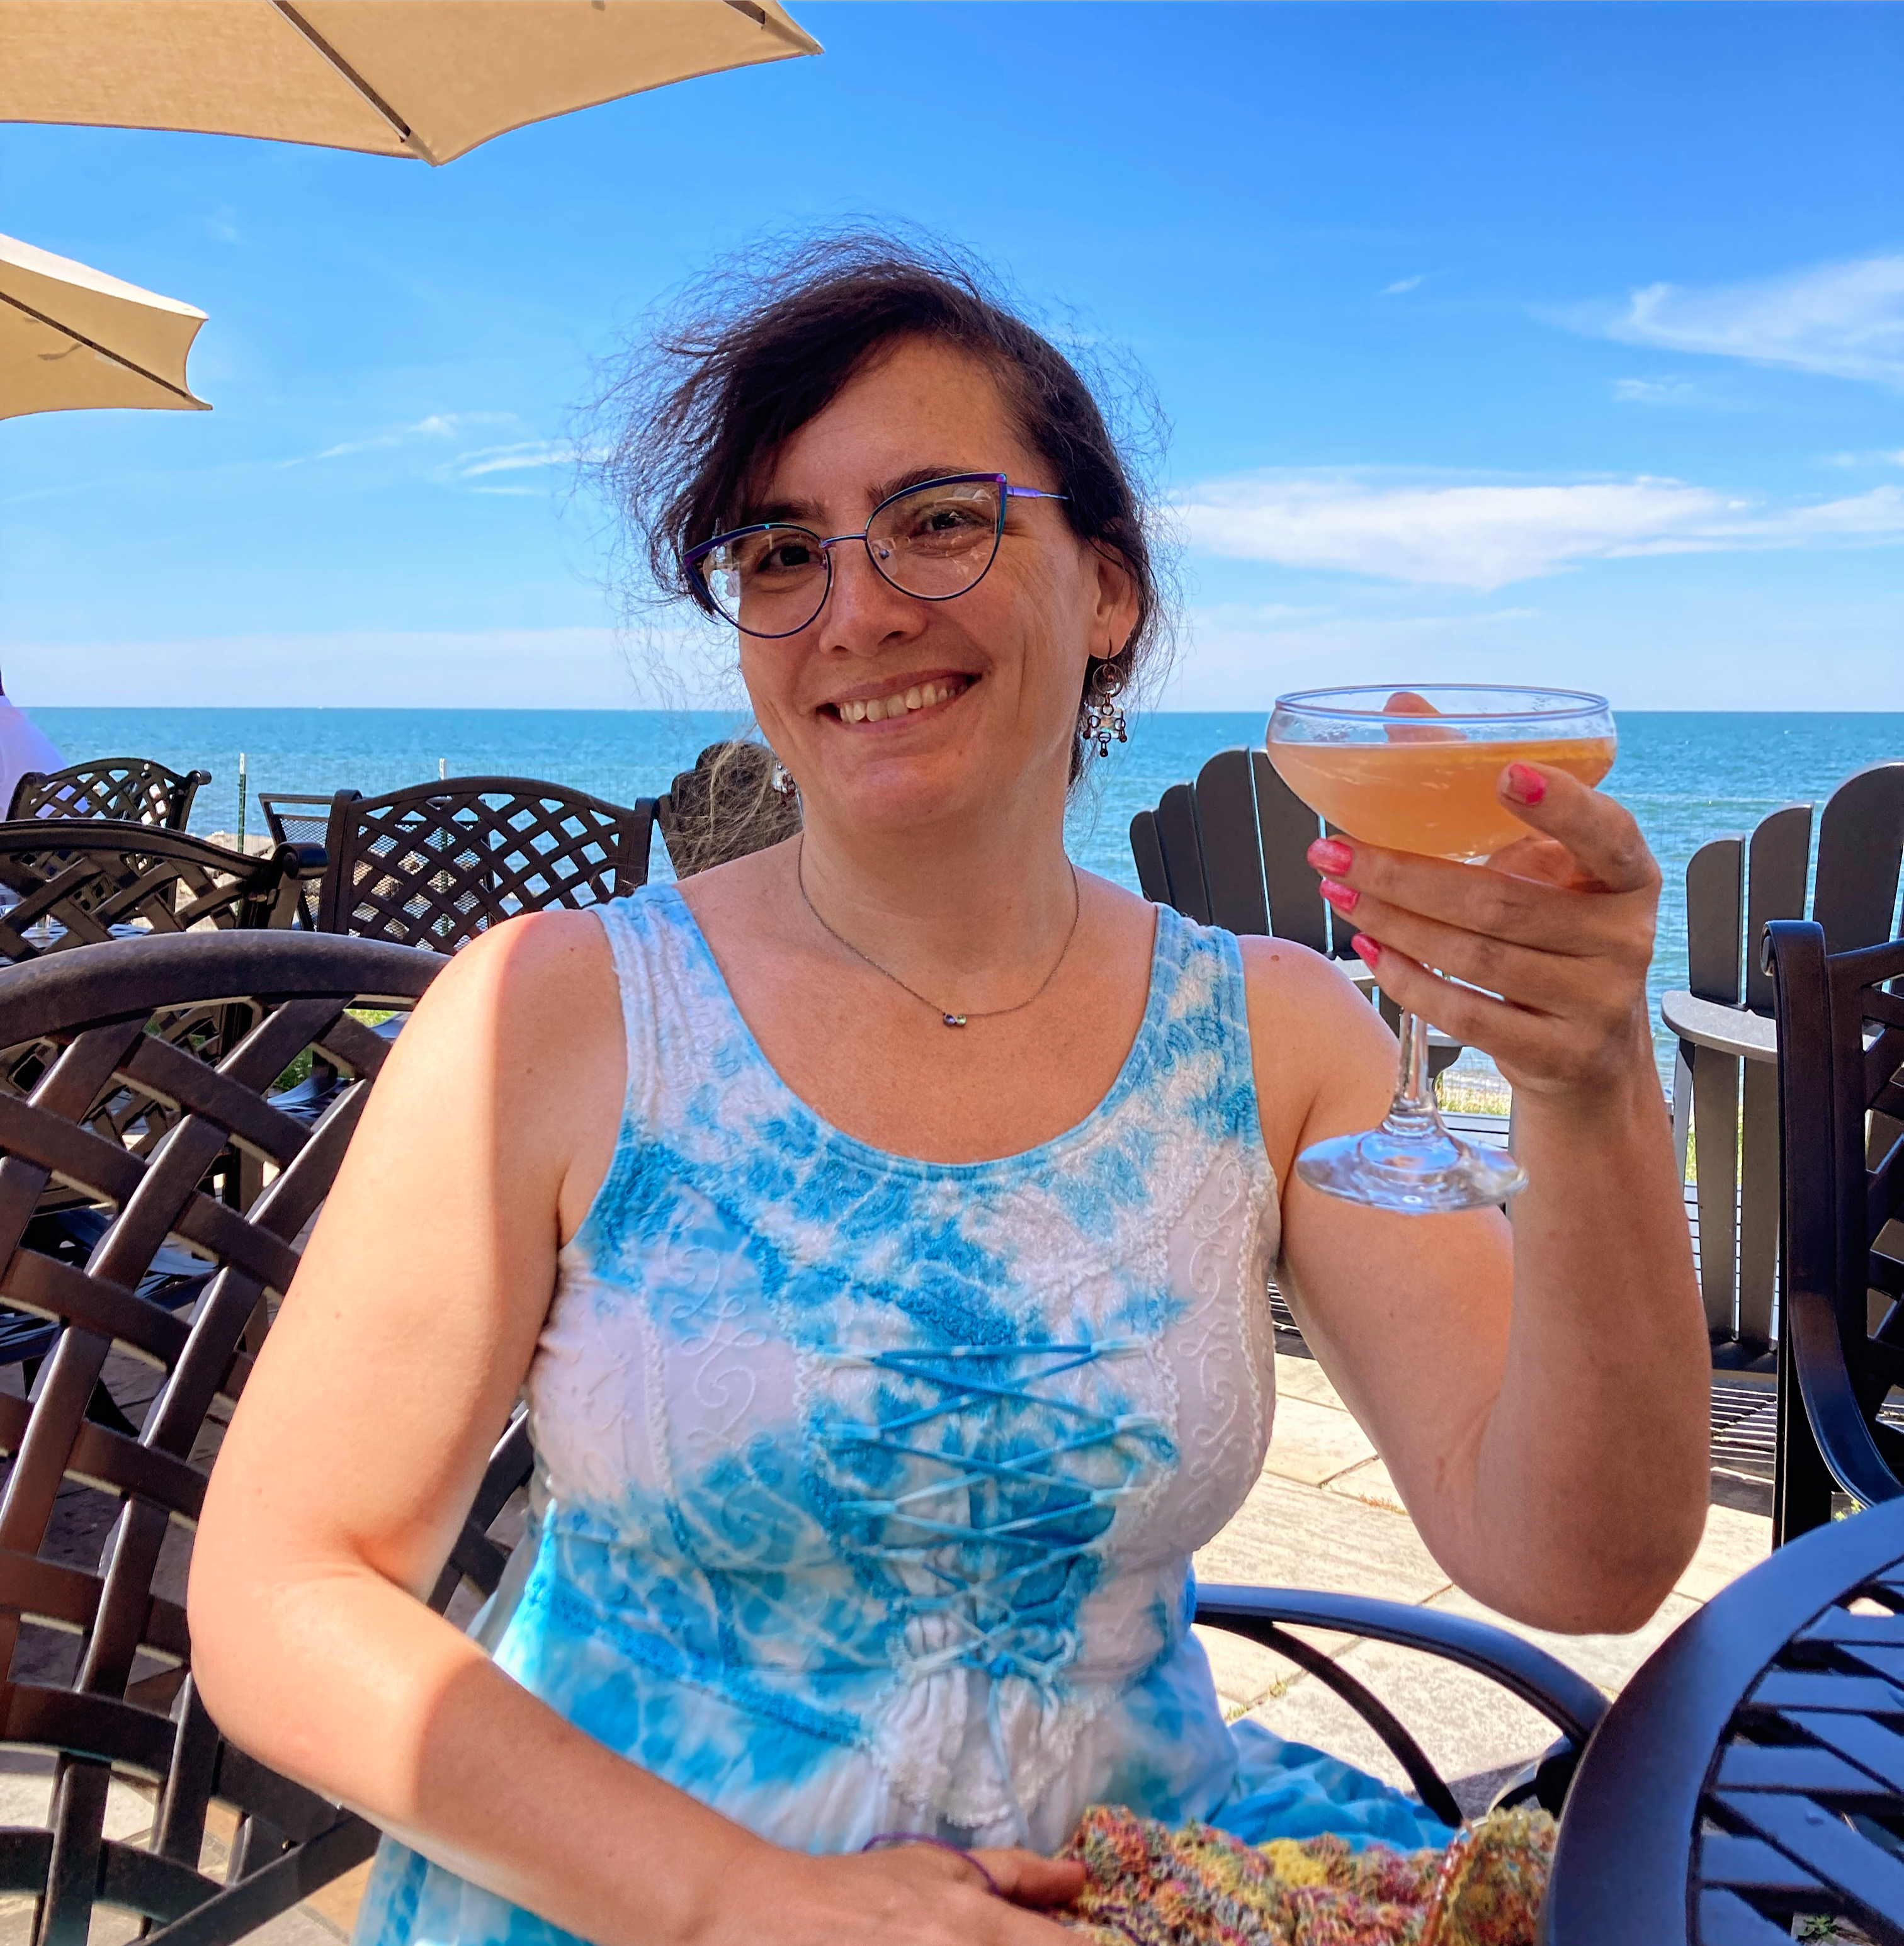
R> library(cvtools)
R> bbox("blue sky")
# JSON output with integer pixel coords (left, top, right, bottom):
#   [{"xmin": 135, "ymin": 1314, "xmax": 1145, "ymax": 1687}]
[{"xmin": 3, "ymin": 1, "xmax": 1900, "ymax": 713}]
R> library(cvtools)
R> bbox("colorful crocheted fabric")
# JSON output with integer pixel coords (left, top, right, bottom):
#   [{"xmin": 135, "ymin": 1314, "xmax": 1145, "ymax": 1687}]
[{"xmin": 1057, "ymin": 1801, "xmax": 1557, "ymax": 1946}]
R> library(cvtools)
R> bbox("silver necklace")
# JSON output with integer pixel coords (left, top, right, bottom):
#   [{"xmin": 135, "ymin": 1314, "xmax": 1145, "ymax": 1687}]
[{"xmin": 795, "ymin": 837, "xmax": 1082, "ymax": 1029}]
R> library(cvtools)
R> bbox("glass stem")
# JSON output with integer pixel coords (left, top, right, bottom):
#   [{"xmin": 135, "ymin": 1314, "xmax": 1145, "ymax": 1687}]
[{"xmin": 1388, "ymin": 1010, "xmax": 1439, "ymax": 1124}]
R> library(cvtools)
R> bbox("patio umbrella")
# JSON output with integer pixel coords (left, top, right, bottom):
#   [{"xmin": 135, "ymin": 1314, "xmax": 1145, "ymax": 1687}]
[
  {"xmin": 0, "ymin": 233, "xmax": 209, "ymax": 419},
  {"xmin": 0, "ymin": 0, "xmax": 821, "ymax": 165}
]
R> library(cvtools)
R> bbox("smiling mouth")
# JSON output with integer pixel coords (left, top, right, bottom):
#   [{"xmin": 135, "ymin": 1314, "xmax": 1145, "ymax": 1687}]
[{"xmin": 825, "ymin": 676, "xmax": 973, "ymax": 725}]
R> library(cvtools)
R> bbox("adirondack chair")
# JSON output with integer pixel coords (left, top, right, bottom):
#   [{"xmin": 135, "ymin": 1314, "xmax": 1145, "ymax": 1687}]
[
  {"xmin": 655, "ymin": 740, "xmax": 801, "ymax": 878},
  {"xmin": 1762, "ymin": 919, "xmax": 1904, "ymax": 1546},
  {"xmin": 8, "ymin": 755, "xmax": 210, "ymax": 830},
  {"xmin": 1131, "ymin": 747, "xmax": 1463, "ymax": 1079},
  {"xmin": 1662, "ymin": 761, "xmax": 1904, "ymax": 1368},
  {"xmin": 312, "ymin": 776, "xmax": 656, "ymax": 951}
]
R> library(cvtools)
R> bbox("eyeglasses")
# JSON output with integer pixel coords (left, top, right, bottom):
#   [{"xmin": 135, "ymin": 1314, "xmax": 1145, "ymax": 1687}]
[{"xmin": 684, "ymin": 472, "xmax": 1068, "ymax": 640}]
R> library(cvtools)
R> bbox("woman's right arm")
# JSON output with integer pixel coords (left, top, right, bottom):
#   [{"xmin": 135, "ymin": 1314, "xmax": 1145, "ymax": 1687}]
[{"xmin": 188, "ymin": 913, "xmax": 1076, "ymax": 1946}]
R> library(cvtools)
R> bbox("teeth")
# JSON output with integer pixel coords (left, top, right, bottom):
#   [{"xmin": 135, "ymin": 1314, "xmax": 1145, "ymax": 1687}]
[{"xmin": 837, "ymin": 679, "xmax": 966, "ymax": 723}]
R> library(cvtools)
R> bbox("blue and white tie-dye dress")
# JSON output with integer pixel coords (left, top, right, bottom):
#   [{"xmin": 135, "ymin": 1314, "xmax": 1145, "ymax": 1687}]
[{"xmin": 354, "ymin": 886, "xmax": 1450, "ymax": 1946}]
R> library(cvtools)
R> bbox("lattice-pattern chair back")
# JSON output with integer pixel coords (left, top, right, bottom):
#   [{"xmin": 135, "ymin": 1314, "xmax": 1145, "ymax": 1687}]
[
  {"xmin": 0, "ymin": 932, "xmax": 532, "ymax": 1946},
  {"xmin": 1767, "ymin": 918, "xmax": 1904, "ymax": 1544},
  {"xmin": 8, "ymin": 759, "xmax": 212, "ymax": 832},
  {"xmin": 655, "ymin": 742, "xmax": 800, "ymax": 878},
  {"xmin": 0, "ymin": 823, "xmax": 302, "ymax": 965},
  {"xmin": 315, "ymin": 778, "xmax": 654, "ymax": 950}
]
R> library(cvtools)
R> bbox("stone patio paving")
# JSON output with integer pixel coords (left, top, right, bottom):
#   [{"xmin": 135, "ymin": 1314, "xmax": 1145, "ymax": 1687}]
[{"xmin": 1193, "ymin": 1348, "xmax": 1772, "ymax": 1817}]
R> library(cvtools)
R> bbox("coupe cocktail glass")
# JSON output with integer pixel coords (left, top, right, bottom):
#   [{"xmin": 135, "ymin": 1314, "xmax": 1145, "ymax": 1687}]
[{"xmin": 1266, "ymin": 684, "xmax": 1617, "ymax": 1214}]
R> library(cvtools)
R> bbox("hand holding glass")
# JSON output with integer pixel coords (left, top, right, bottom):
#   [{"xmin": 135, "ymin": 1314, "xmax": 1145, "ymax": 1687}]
[{"xmin": 1266, "ymin": 685, "xmax": 1617, "ymax": 1214}]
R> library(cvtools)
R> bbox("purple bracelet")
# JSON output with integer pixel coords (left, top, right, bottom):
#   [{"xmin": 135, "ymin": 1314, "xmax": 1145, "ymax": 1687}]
[{"xmin": 861, "ymin": 1830, "xmax": 1004, "ymax": 1898}]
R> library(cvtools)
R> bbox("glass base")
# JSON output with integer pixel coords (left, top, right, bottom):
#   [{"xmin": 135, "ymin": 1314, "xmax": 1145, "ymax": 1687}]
[{"xmin": 1296, "ymin": 1112, "xmax": 1528, "ymax": 1214}]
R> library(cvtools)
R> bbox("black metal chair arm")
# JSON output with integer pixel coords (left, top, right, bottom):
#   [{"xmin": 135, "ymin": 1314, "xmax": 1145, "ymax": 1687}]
[
  {"xmin": 1787, "ymin": 1278, "xmax": 1904, "ymax": 1515},
  {"xmin": 1195, "ymin": 1585, "xmax": 1606, "ymax": 1746},
  {"xmin": 1193, "ymin": 1583, "xmax": 1606, "ymax": 1827}
]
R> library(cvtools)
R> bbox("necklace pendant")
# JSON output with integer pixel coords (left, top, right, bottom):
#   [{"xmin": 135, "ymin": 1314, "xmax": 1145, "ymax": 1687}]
[{"xmin": 942, "ymin": 1013, "xmax": 968, "ymax": 1029}]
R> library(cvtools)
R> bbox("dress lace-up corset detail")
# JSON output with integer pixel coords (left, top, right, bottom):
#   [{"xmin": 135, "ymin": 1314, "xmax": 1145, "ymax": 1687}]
[{"xmin": 354, "ymin": 886, "xmax": 1287, "ymax": 1946}]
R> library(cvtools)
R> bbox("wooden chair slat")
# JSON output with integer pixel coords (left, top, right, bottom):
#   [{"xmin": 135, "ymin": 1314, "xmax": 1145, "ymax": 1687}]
[
  {"xmin": 1815, "ymin": 762, "xmax": 1904, "ymax": 954},
  {"xmin": 1251, "ymin": 748, "xmax": 1330, "ymax": 955},
  {"xmin": 1153, "ymin": 783, "xmax": 1211, "ymax": 926},
  {"xmin": 1192, "ymin": 750, "xmax": 1269, "ymax": 935},
  {"xmin": 1128, "ymin": 808, "xmax": 1170, "ymax": 906},
  {"xmin": 1743, "ymin": 804, "xmax": 1812, "ymax": 1014}
]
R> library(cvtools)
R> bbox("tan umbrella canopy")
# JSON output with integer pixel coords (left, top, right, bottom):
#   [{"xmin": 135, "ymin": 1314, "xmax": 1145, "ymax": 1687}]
[
  {"xmin": 0, "ymin": 233, "xmax": 209, "ymax": 419},
  {"xmin": 0, "ymin": 0, "xmax": 820, "ymax": 165}
]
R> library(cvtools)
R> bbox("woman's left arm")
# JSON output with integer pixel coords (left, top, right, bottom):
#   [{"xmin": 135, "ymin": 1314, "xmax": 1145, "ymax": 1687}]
[{"xmin": 1257, "ymin": 763, "xmax": 1709, "ymax": 1635}]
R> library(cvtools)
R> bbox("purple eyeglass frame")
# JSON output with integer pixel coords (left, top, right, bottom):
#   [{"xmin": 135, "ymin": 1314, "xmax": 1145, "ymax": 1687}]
[{"xmin": 683, "ymin": 470, "xmax": 1068, "ymax": 640}]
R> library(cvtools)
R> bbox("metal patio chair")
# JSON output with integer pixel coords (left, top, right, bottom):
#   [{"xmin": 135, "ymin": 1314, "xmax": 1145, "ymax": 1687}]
[
  {"xmin": 8, "ymin": 756, "xmax": 211, "ymax": 830},
  {"xmin": 1764, "ymin": 919, "xmax": 1904, "ymax": 1547},
  {"xmin": 256, "ymin": 793, "xmax": 337, "ymax": 930},
  {"xmin": 1664, "ymin": 761, "xmax": 1904, "ymax": 1369},
  {"xmin": 0, "ymin": 822, "xmax": 307, "ymax": 964},
  {"xmin": 1131, "ymin": 747, "xmax": 1463, "ymax": 1079},
  {"xmin": 312, "ymin": 777, "xmax": 655, "ymax": 951},
  {"xmin": 655, "ymin": 740, "xmax": 801, "ymax": 878},
  {"xmin": 0, "ymin": 932, "xmax": 533, "ymax": 1946}
]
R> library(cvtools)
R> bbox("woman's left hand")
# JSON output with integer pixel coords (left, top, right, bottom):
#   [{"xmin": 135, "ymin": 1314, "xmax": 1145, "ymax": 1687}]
[{"xmin": 1308, "ymin": 759, "xmax": 1662, "ymax": 1104}]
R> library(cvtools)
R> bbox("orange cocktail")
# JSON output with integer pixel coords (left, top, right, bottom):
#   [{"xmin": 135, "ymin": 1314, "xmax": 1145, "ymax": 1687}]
[
  {"xmin": 1264, "ymin": 684, "xmax": 1618, "ymax": 1215},
  {"xmin": 1267, "ymin": 733, "xmax": 1616, "ymax": 860}
]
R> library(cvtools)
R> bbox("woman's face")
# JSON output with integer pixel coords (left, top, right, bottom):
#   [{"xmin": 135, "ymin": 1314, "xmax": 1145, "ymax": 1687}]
[{"xmin": 734, "ymin": 337, "xmax": 1136, "ymax": 837}]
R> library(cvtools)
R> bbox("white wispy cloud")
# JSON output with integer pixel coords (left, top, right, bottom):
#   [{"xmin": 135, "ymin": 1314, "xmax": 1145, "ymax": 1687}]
[
  {"xmin": 1569, "ymin": 252, "xmax": 1904, "ymax": 388},
  {"xmin": 1177, "ymin": 470, "xmax": 1904, "ymax": 589},
  {"xmin": 1380, "ymin": 274, "xmax": 1428, "ymax": 297},
  {"xmin": 280, "ymin": 410, "xmax": 518, "ymax": 468},
  {"xmin": 1818, "ymin": 447, "xmax": 1904, "ymax": 469},
  {"xmin": 1611, "ymin": 375, "xmax": 1702, "ymax": 405},
  {"xmin": 443, "ymin": 441, "xmax": 570, "ymax": 480}
]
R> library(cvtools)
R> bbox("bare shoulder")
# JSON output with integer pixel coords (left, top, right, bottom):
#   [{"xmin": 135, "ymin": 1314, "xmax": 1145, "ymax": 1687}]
[
  {"xmin": 371, "ymin": 910, "xmax": 626, "ymax": 1225},
  {"xmin": 1235, "ymin": 932, "xmax": 1383, "ymax": 1029},
  {"xmin": 404, "ymin": 907, "xmax": 620, "ymax": 1059}
]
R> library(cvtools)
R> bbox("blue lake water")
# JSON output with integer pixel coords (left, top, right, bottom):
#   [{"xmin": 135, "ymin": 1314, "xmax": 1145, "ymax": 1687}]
[{"xmin": 29, "ymin": 706, "xmax": 1904, "ymax": 1083}]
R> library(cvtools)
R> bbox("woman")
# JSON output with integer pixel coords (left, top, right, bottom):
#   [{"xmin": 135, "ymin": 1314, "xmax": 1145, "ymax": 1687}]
[{"xmin": 190, "ymin": 240, "xmax": 1708, "ymax": 1946}]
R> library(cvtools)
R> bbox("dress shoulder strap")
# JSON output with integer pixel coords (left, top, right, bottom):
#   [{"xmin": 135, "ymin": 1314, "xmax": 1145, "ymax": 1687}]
[
  {"xmin": 1142, "ymin": 903, "xmax": 1266, "ymax": 1157},
  {"xmin": 588, "ymin": 885, "xmax": 710, "ymax": 1131}
]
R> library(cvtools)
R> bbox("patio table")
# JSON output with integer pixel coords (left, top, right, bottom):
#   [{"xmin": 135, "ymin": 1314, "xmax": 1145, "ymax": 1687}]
[{"xmin": 1543, "ymin": 1496, "xmax": 1904, "ymax": 1942}]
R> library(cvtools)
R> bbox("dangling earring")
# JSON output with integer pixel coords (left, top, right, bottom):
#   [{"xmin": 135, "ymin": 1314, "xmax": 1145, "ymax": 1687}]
[
  {"xmin": 770, "ymin": 759, "xmax": 796, "ymax": 797},
  {"xmin": 1084, "ymin": 659, "xmax": 1128, "ymax": 759}
]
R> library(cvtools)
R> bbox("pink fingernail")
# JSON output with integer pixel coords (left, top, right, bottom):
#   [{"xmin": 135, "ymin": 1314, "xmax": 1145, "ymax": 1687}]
[
  {"xmin": 1318, "ymin": 878, "xmax": 1359, "ymax": 912},
  {"xmin": 1504, "ymin": 762, "xmax": 1546, "ymax": 806},
  {"xmin": 1351, "ymin": 932, "xmax": 1381, "ymax": 966},
  {"xmin": 1308, "ymin": 838, "xmax": 1353, "ymax": 873}
]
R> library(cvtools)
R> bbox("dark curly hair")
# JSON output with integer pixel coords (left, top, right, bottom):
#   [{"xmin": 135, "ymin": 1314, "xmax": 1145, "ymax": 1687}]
[{"xmin": 583, "ymin": 229, "xmax": 1175, "ymax": 785}]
